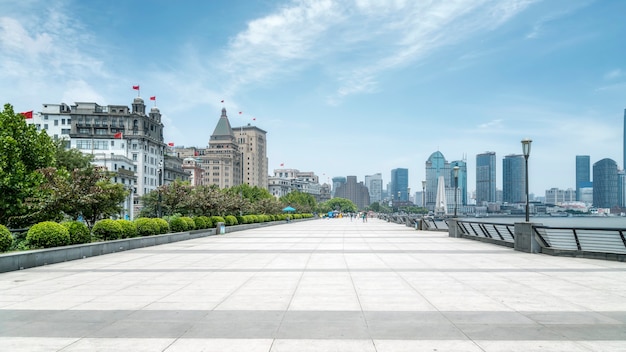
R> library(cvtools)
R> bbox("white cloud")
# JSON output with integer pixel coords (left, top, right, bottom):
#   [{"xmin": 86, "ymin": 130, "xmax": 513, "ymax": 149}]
[{"xmin": 604, "ymin": 69, "xmax": 623, "ymax": 80}]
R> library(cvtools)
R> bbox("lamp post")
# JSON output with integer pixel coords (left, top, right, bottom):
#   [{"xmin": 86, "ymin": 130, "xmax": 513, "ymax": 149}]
[
  {"xmin": 453, "ymin": 166, "xmax": 460, "ymax": 217},
  {"xmin": 521, "ymin": 138, "xmax": 532, "ymax": 222},
  {"xmin": 422, "ymin": 180, "xmax": 426, "ymax": 211},
  {"xmin": 157, "ymin": 159, "xmax": 163, "ymax": 218}
]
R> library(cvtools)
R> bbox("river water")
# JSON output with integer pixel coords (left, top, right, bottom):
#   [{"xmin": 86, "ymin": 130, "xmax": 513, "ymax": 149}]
[{"xmin": 461, "ymin": 216, "xmax": 626, "ymax": 229}]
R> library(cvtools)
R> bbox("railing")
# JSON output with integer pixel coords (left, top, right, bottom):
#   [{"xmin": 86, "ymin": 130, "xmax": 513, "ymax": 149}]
[
  {"xmin": 456, "ymin": 221, "xmax": 515, "ymax": 242},
  {"xmin": 534, "ymin": 225, "xmax": 626, "ymax": 254},
  {"xmin": 454, "ymin": 220, "xmax": 626, "ymax": 256}
]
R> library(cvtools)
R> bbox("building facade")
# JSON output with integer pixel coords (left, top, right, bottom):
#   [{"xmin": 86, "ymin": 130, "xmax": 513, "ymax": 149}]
[
  {"xmin": 390, "ymin": 168, "xmax": 409, "ymax": 202},
  {"xmin": 593, "ymin": 158, "xmax": 618, "ymax": 208},
  {"xmin": 545, "ymin": 188, "xmax": 576, "ymax": 205},
  {"xmin": 233, "ymin": 124, "xmax": 268, "ymax": 189},
  {"xmin": 425, "ymin": 151, "xmax": 450, "ymax": 211},
  {"xmin": 334, "ymin": 176, "xmax": 370, "ymax": 209},
  {"xmin": 575, "ymin": 155, "xmax": 590, "ymax": 202},
  {"xmin": 364, "ymin": 173, "xmax": 383, "ymax": 204},
  {"xmin": 502, "ymin": 154, "xmax": 525, "ymax": 203},
  {"xmin": 332, "ymin": 176, "xmax": 347, "ymax": 197},
  {"xmin": 450, "ymin": 159, "xmax": 467, "ymax": 206},
  {"xmin": 476, "ymin": 152, "xmax": 496, "ymax": 205}
]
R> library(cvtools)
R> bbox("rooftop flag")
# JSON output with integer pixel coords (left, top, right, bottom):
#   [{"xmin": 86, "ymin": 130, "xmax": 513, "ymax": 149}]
[
  {"xmin": 221, "ymin": 100, "xmax": 224, "ymax": 103},
  {"xmin": 132, "ymin": 85, "xmax": 140, "ymax": 90},
  {"xmin": 150, "ymin": 96, "xmax": 156, "ymax": 101},
  {"xmin": 114, "ymin": 132, "xmax": 123, "ymax": 139},
  {"xmin": 168, "ymin": 142, "xmax": 174, "ymax": 147},
  {"xmin": 20, "ymin": 110, "xmax": 33, "ymax": 119}
]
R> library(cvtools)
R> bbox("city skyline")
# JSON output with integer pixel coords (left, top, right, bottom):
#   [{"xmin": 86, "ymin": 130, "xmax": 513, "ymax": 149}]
[{"xmin": 2, "ymin": 1, "xmax": 625, "ymax": 195}]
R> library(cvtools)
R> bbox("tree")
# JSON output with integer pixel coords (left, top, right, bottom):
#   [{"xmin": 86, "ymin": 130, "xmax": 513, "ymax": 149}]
[
  {"xmin": 318, "ymin": 198, "xmax": 357, "ymax": 213},
  {"xmin": 54, "ymin": 139, "xmax": 93, "ymax": 171},
  {"xmin": 0, "ymin": 104, "xmax": 56, "ymax": 227},
  {"xmin": 280, "ymin": 191, "xmax": 317, "ymax": 213}
]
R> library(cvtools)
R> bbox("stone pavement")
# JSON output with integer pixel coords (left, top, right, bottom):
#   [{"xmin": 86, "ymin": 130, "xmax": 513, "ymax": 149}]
[{"xmin": 1, "ymin": 217, "xmax": 626, "ymax": 351}]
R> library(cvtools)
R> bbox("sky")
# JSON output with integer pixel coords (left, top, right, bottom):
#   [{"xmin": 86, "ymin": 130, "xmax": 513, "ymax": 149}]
[{"xmin": 1, "ymin": 0, "xmax": 626, "ymax": 197}]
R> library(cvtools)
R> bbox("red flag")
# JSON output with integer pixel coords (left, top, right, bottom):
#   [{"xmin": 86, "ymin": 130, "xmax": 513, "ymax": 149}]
[
  {"xmin": 239, "ymin": 111, "xmax": 242, "ymax": 114},
  {"xmin": 194, "ymin": 150, "xmax": 199, "ymax": 156},
  {"xmin": 168, "ymin": 142, "xmax": 174, "ymax": 147},
  {"xmin": 20, "ymin": 111, "xmax": 33, "ymax": 119},
  {"xmin": 114, "ymin": 132, "xmax": 123, "ymax": 139},
  {"xmin": 132, "ymin": 85, "xmax": 140, "ymax": 90},
  {"xmin": 280, "ymin": 163, "xmax": 284, "ymax": 167},
  {"xmin": 150, "ymin": 96, "xmax": 156, "ymax": 101},
  {"xmin": 220, "ymin": 100, "xmax": 224, "ymax": 103},
  {"xmin": 252, "ymin": 117, "xmax": 256, "ymax": 121}
]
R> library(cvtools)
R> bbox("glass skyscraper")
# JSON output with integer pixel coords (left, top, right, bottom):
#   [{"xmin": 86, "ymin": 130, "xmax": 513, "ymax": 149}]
[
  {"xmin": 502, "ymin": 154, "xmax": 525, "ymax": 203},
  {"xmin": 425, "ymin": 151, "xmax": 450, "ymax": 211},
  {"xmin": 450, "ymin": 160, "xmax": 467, "ymax": 205},
  {"xmin": 593, "ymin": 158, "xmax": 618, "ymax": 208},
  {"xmin": 575, "ymin": 155, "xmax": 590, "ymax": 202},
  {"xmin": 476, "ymin": 152, "xmax": 496, "ymax": 205},
  {"xmin": 390, "ymin": 168, "xmax": 409, "ymax": 202}
]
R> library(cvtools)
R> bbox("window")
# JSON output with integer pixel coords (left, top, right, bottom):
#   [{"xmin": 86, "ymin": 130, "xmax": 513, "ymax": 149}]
[
  {"xmin": 132, "ymin": 153, "xmax": 138, "ymax": 161},
  {"xmin": 79, "ymin": 128, "xmax": 90, "ymax": 134},
  {"xmin": 61, "ymin": 129, "xmax": 70, "ymax": 134},
  {"xmin": 62, "ymin": 119, "xmax": 65, "ymax": 125},
  {"xmin": 110, "ymin": 141, "xmax": 114, "ymax": 146},
  {"xmin": 43, "ymin": 124, "xmax": 48, "ymax": 130},
  {"xmin": 132, "ymin": 144, "xmax": 137, "ymax": 150},
  {"xmin": 54, "ymin": 120, "xmax": 58, "ymax": 126},
  {"xmin": 67, "ymin": 118, "xmax": 71, "ymax": 124}
]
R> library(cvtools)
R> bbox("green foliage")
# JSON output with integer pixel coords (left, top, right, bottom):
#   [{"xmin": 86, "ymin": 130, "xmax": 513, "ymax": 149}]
[
  {"xmin": 0, "ymin": 104, "xmax": 56, "ymax": 227},
  {"xmin": 0, "ymin": 224, "xmax": 12, "ymax": 252},
  {"xmin": 92, "ymin": 219, "xmax": 123, "ymax": 241},
  {"xmin": 181, "ymin": 216, "xmax": 195, "ymax": 230},
  {"xmin": 154, "ymin": 218, "xmax": 170, "ymax": 234},
  {"xmin": 224, "ymin": 215, "xmax": 238, "ymax": 226},
  {"xmin": 199, "ymin": 216, "xmax": 212, "ymax": 229},
  {"xmin": 62, "ymin": 221, "xmax": 91, "ymax": 245},
  {"xmin": 280, "ymin": 191, "xmax": 317, "ymax": 214},
  {"xmin": 134, "ymin": 218, "xmax": 159, "ymax": 236},
  {"xmin": 26, "ymin": 221, "xmax": 70, "ymax": 249},
  {"xmin": 210, "ymin": 216, "xmax": 225, "ymax": 227},
  {"xmin": 193, "ymin": 216, "xmax": 207, "ymax": 229},
  {"xmin": 54, "ymin": 140, "xmax": 93, "ymax": 171},
  {"xmin": 236, "ymin": 215, "xmax": 245, "ymax": 225},
  {"xmin": 169, "ymin": 216, "xmax": 188, "ymax": 232},
  {"xmin": 319, "ymin": 198, "xmax": 358, "ymax": 213},
  {"xmin": 116, "ymin": 219, "xmax": 137, "ymax": 238}
]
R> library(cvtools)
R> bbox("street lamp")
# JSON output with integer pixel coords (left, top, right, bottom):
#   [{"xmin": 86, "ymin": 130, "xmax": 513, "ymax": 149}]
[
  {"xmin": 422, "ymin": 180, "xmax": 426, "ymax": 210},
  {"xmin": 453, "ymin": 166, "xmax": 460, "ymax": 217},
  {"xmin": 157, "ymin": 159, "xmax": 163, "ymax": 218},
  {"xmin": 521, "ymin": 138, "xmax": 532, "ymax": 222}
]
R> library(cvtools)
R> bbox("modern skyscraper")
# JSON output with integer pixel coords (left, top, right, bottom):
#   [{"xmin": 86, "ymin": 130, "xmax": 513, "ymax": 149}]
[
  {"xmin": 502, "ymin": 154, "xmax": 525, "ymax": 203},
  {"xmin": 365, "ymin": 173, "xmax": 383, "ymax": 204},
  {"xmin": 390, "ymin": 168, "xmax": 409, "ymax": 202},
  {"xmin": 450, "ymin": 160, "xmax": 467, "ymax": 206},
  {"xmin": 623, "ymin": 108, "xmax": 626, "ymax": 171},
  {"xmin": 425, "ymin": 151, "xmax": 450, "ymax": 211},
  {"xmin": 334, "ymin": 176, "xmax": 371, "ymax": 209},
  {"xmin": 332, "ymin": 176, "xmax": 347, "ymax": 197},
  {"xmin": 575, "ymin": 155, "xmax": 590, "ymax": 202},
  {"xmin": 476, "ymin": 152, "xmax": 496, "ymax": 205},
  {"xmin": 593, "ymin": 158, "xmax": 618, "ymax": 208}
]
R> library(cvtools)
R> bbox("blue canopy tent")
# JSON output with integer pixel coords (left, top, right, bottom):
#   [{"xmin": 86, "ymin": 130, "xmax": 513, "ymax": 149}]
[{"xmin": 282, "ymin": 206, "xmax": 296, "ymax": 212}]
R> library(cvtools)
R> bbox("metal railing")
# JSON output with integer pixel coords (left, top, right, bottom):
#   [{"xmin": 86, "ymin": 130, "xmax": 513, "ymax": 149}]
[{"xmin": 456, "ymin": 221, "xmax": 515, "ymax": 243}]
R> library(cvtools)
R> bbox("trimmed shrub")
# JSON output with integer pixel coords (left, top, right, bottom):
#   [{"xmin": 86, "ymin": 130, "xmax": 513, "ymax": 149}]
[
  {"xmin": 169, "ymin": 216, "xmax": 188, "ymax": 232},
  {"xmin": 193, "ymin": 216, "xmax": 207, "ymax": 229},
  {"xmin": 236, "ymin": 215, "xmax": 245, "ymax": 225},
  {"xmin": 26, "ymin": 221, "xmax": 70, "ymax": 249},
  {"xmin": 181, "ymin": 217, "xmax": 196, "ymax": 230},
  {"xmin": 92, "ymin": 219, "xmax": 123, "ymax": 241},
  {"xmin": 200, "ymin": 216, "xmax": 212, "ymax": 229},
  {"xmin": 0, "ymin": 224, "xmax": 13, "ymax": 252},
  {"xmin": 117, "ymin": 219, "xmax": 137, "ymax": 238},
  {"xmin": 134, "ymin": 218, "xmax": 159, "ymax": 236},
  {"xmin": 154, "ymin": 218, "xmax": 170, "ymax": 234},
  {"xmin": 224, "ymin": 215, "xmax": 238, "ymax": 226},
  {"xmin": 62, "ymin": 221, "xmax": 91, "ymax": 245},
  {"xmin": 210, "ymin": 216, "xmax": 225, "ymax": 227}
]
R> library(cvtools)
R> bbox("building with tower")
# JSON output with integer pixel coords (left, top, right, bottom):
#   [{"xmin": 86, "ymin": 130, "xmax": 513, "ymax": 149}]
[
  {"xmin": 425, "ymin": 151, "xmax": 450, "ymax": 211},
  {"xmin": 233, "ymin": 124, "xmax": 268, "ymax": 189},
  {"xmin": 502, "ymin": 154, "xmax": 525, "ymax": 203},
  {"xmin": 334, "ymin": 176, "xmax": 370, "ymax": 209},
  {"xmin": 476, "ymin": 152, "xmax": 496, "ymax": 205}
]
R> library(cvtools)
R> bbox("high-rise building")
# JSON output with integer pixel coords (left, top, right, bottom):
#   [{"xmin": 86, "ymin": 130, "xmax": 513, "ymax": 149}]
[
  {"xmin": 476, "ymin": 152, "xmax": 496, "ymax": 205},
  {"xmin": 593, "ymin": 158, "xmax": 618, "ymax": 208},
  {"xmin": 390, "ymin": 168, "xmax": 409, "ymax": 202},
  {"xmin": 365, "ymin": 173, "xmax": 383, "ymax": 204},
  {"xmin": 233, "ymin": 124, "xmax": 268, "ymax": 189},
  {"xmin": 425, "ymin": 151, "xmax": 450, "ymax": 211},
  {"xmin": 332, "ymin": 176, "xmax": 346, "ymax": 197},
  {"xmin": 623, "ymin": 108, "xmax": 626, "ymax": 171},
  {"xmin": 575, "ymin": 155, "xmax": 590, "ymax": 202},
  {"xmin": 334, "ymin": 176, "xmax": 370, "ymax": 209},
  {"xmin": 450, "ymin": 160, "xmax": 467, "ymax": 206},
  {"xmin": 502, "ymin": 154, "xmax": 525, "ymax": 203}
]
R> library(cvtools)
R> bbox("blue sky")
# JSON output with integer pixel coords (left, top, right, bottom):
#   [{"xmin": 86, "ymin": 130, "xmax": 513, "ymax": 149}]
[{"xmin": 2, "ymin": 0, "xmax": 625, "ymax": 197}]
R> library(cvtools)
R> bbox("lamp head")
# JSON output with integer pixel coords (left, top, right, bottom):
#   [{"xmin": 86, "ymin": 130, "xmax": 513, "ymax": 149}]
[
  {"xmin": 521, "ymin": 138, "xmax": 532, "ymax": 157},
  {"xmin": 453, "ymin": 165, "xmax": 460, "ymax": 177}
]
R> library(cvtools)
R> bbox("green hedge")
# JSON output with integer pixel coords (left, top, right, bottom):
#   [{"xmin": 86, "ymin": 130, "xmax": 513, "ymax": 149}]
[
  {"xmin": 0, "ymin": 224, "xmax": 12, "ymax": 252},
  {"xmin": 92, "ymin": 219, "xmax": 123, "ymax": 241},
  {"xmin": 169, "ymin": 217, "xmax": 187, "ymax": 232},
  {"xmin": 62, "ymin": 221, "xmax": 91, "ymax": 245},
  {"xmin": 224, "ymin": 215, "xmax": 238, "ymax": 226},
  {"xmin": 154, "ymin": 218, "xmax": 170, "ymax": 234},
  {"xmin": 193, "ymin": 216, "xmax": 207, "ymax": 229},
  {"xmin": 181, "ymin": 217, "xmax": 196, "ymax": 230},
  {"xmin": 117, "ymin": 219, "xmax": 138, "ymax": 238},
  {"xmin": 134, "ymin": 218, "xmax": 159, "ymax": 236},
  {"xmin": 210, "ymin": 216, "xmax": 225, "ymax": 227},
  {"xmin": 26, "ymin": 221, "xmax": 70, "ymax": 249}
]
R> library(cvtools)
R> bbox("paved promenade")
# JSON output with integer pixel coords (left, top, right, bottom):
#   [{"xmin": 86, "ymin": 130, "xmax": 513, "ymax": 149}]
[{"xmin": 1, "ymin": 218, "xmax": 626, "ymax": 351}]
